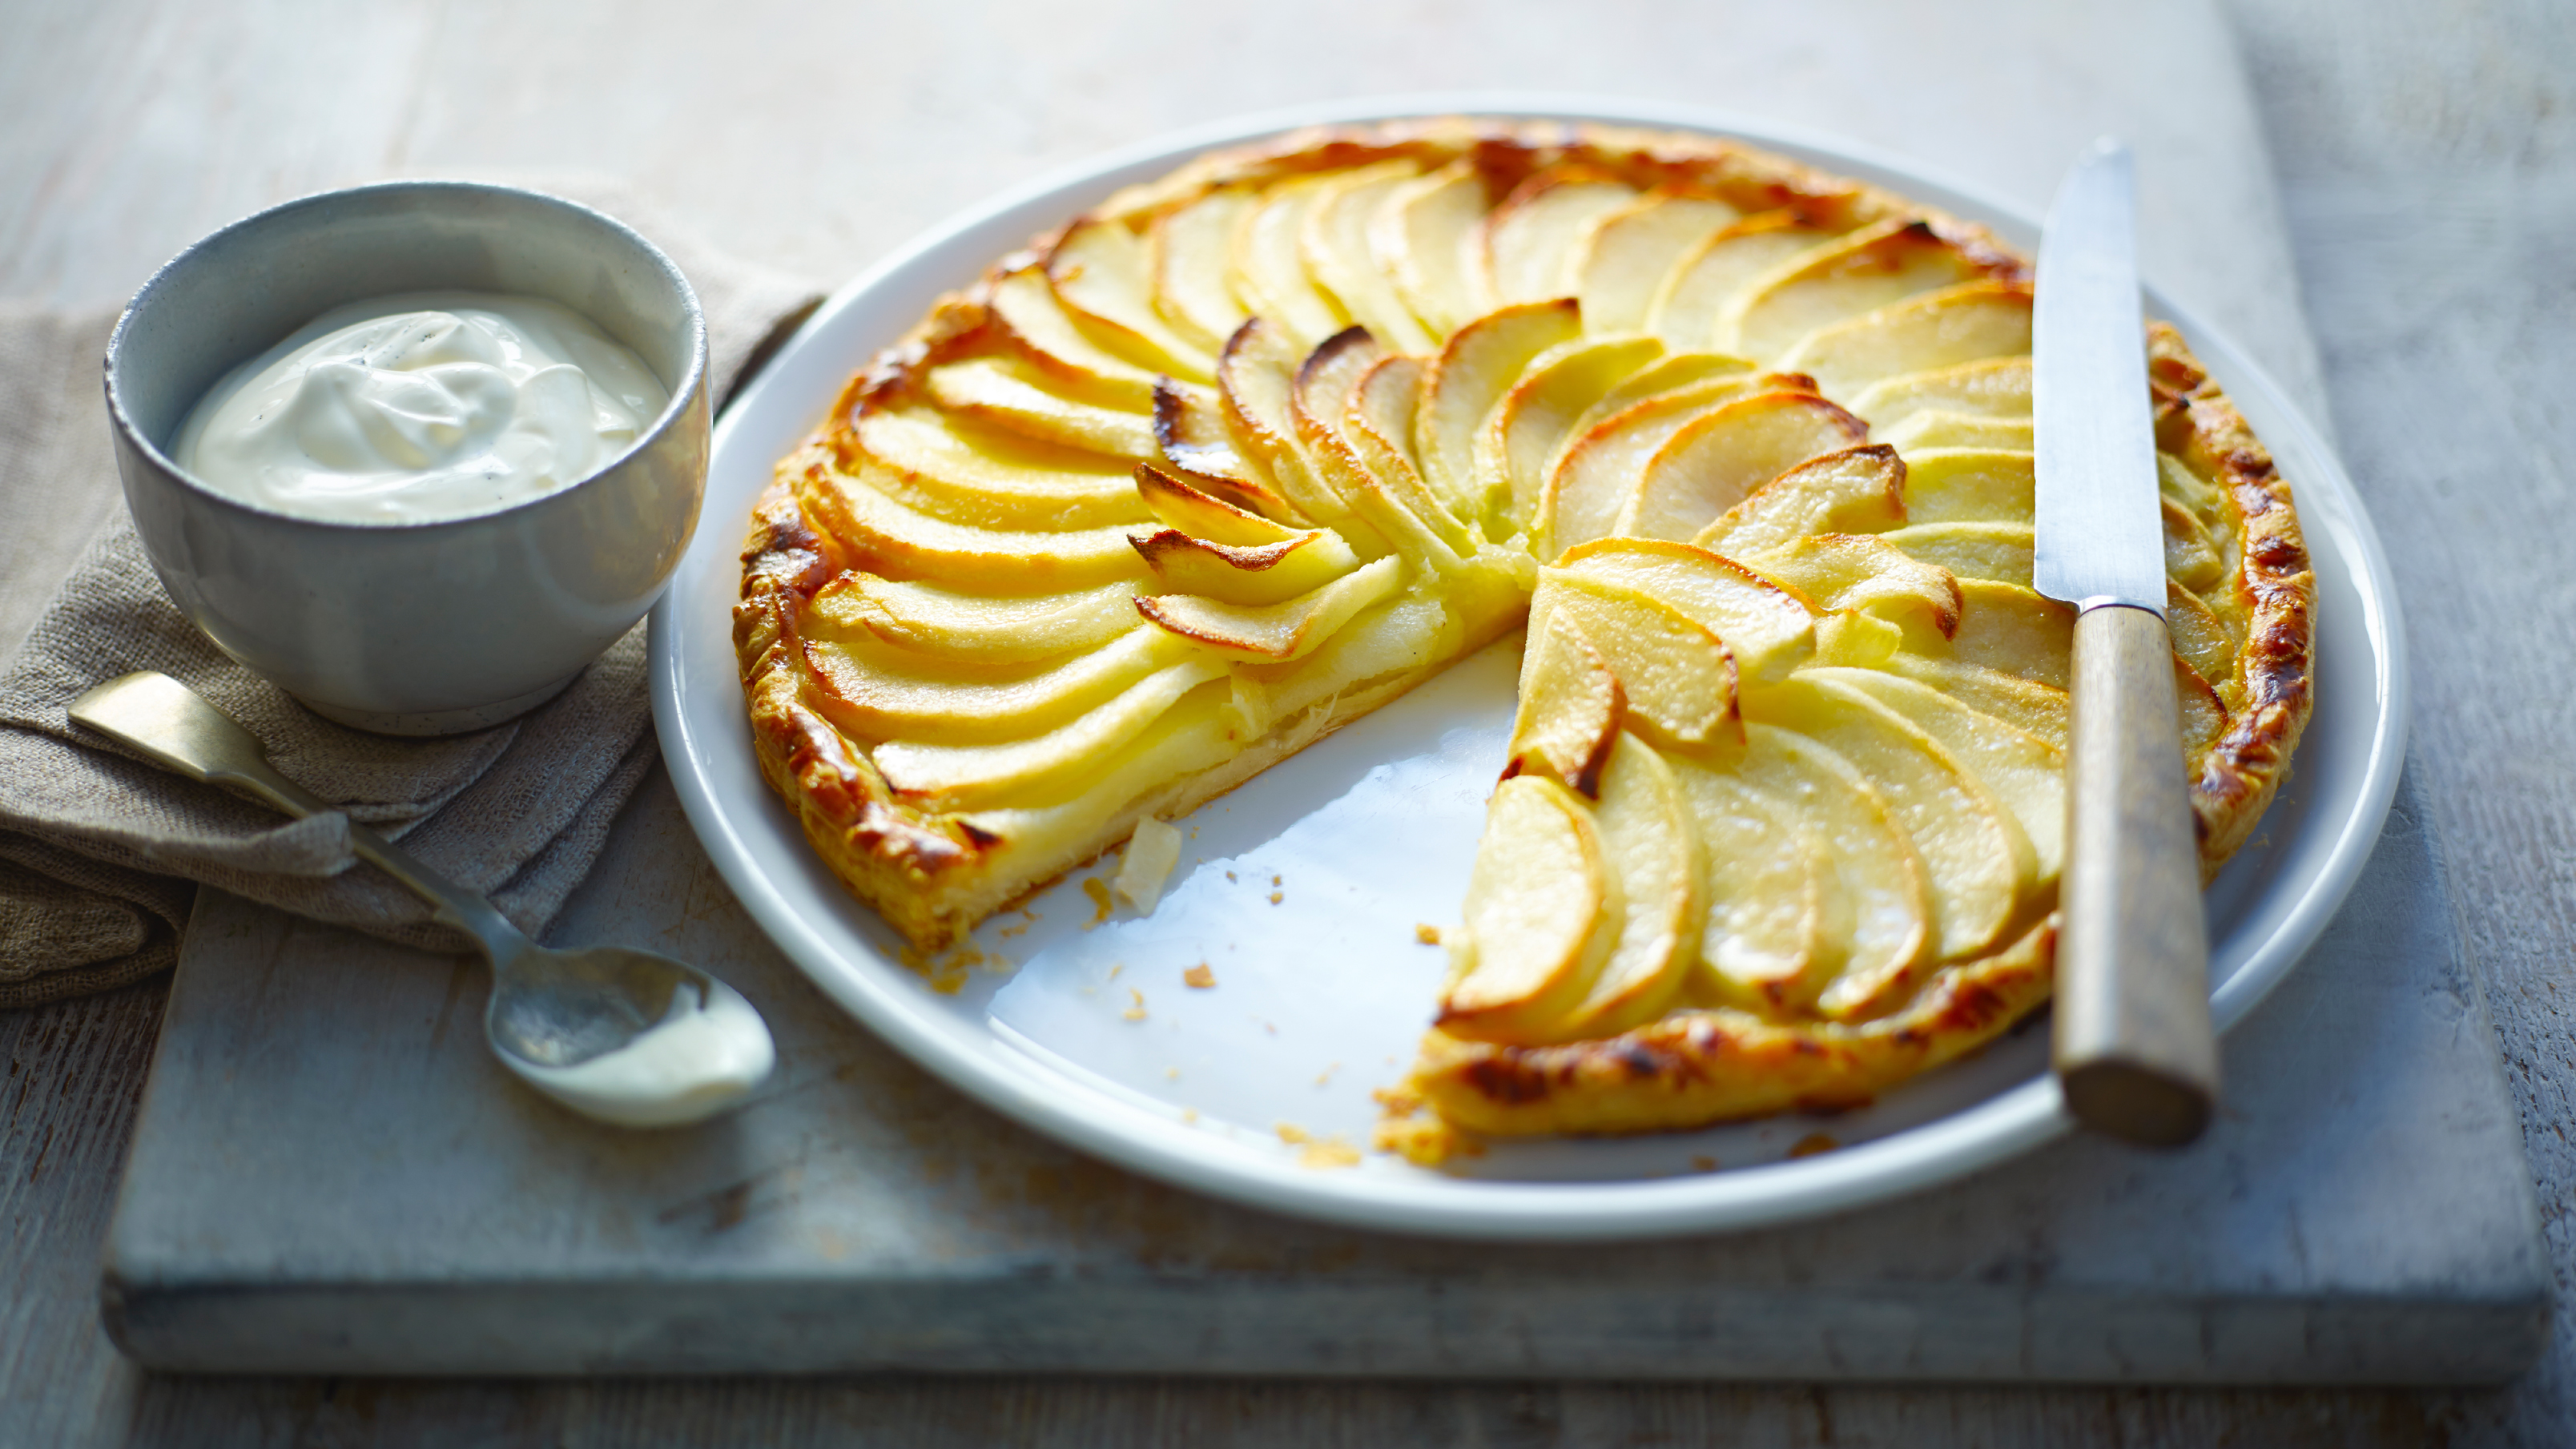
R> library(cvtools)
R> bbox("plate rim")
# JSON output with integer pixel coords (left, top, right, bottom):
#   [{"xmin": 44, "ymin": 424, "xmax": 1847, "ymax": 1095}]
[{"xmin": 649, "ymin": 91, "xmax": 2409, "ymax": 1241}]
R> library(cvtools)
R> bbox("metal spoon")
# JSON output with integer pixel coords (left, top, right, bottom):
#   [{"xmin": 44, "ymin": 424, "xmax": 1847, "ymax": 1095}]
[{"xmin": 68, "ymin": 670, "xmax": 775, "ymax": 1128}]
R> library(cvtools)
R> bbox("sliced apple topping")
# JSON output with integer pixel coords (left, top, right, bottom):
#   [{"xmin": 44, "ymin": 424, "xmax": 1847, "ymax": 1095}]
[
  {"xmin": 1556, "ymin": 537, "xmax": 1816, "ymax": 684},
  {"xmin": 1846, "ymin": 356, "xmax": 2033, "ymax": 431},
  {"xmin": 874, "ymin": 662, "xmax": 1230, "ymax": 812},
  {"xmin": 1883, "ymin": 655, "xmax": 2068, "ymax": 751},
  {"xmin": 2162, "ymin": 497, "xmax": 2225, "ymax": 590},
  {"xmin": 1129, "ymin": 524, "xmax": 1362, "ymax": 606},
  {"xmin": 1474, "ymin": 335, "xmax": 1665, "ymax": 528},
  {"xmin": 1560, "ymin": 351, "xmax": 1757, "ymax": 446},
  {"xmin": 1556, "ymin": 734, "xmax": 1705, "ymax": 1040},
  {"xmin": 1933, "ymin": 580, "xmax": 2075, "ymax": 689},
  {"xmin": 1148, "ymin": 187, "xmax": 1254, "ymax": 355},
  {"xmin": 925, "ymin": 358, "xmax": 1157, "ymax": 459},
  {"xmin": 851, "ymin": 405, "xmax": 1147, "ymax": 532},
  {"xmin": 1718, "ymin": 218, "xmax": 2002, "ymax": 361},
  {"xmin": 1534, "ymin": 573, "xmax": 1741, "ymax": 753},
  {"xmin": 1295, "ymin": 336, "xmax": 1477, "ymax": 563},
  {"xmin": 1149, "ymin": 380, "xmax": 1292, "ymax": 517},
  {"xmin": 1218, "ymin": 319, "xmax": 1370, "ymax": 535},
  {"xmin": 1048, "ymin": 217, "xmax": 1216, "ymax": 383},
  {"xmin": 1230, "ymin": 177, "xmax": 1354, "ymax": 350},
  {"xmin": 1574, "ymin": 191, "xmax": 1743, "ymax": 335},
  {"xmin": 1136, "ymin": 553, "xmax": 1405, "ymax": 662},
  {"xmin": 1648, "ymin": 212, "xmax": 1836, "ymax": 351},
  {"xmin": 1612, "ymin": 389, "xmax": 1871, "ymax": 542},
  {"xmin": 1373, "ymin": 159, "xmax": 1491, "ymax": 339},
  {"xmin": 986, "ymin": 265, "xmax": 1164, "ymax": 410},
  {"xmin": 1741, "ymin": 533, "xmax": 1962, "ymax": 644},
  {"xmin": 1508, "ymin": 610, "xmax": 1626, "ymax": 796},
  {"xmin": 1898, "ymin": 448, "xmax": 2036, "ymax": 525},
  {"xmin": 1695, "ymin": 444, "xmax": 1907, "ymax": 557},
  {"xmin": 1534, "ymin": 375, "xmax": 1772, "ymax": 557},
  {"xmin": 1416, "ymin": 299, "xmax": 1584, "ymax": 520},
  {"xmin": 1813, "ymin": 666, "xmax": 2067, "ymax": 888},
  {"xmin": 799, "ymin": 617, "xmax": 1178, "ymax": 743},
  {"xmin": 1346, "ymin": 353, "xmax": 1479, "ymax": 548},
  {"xmin": 1878, "ymin": 521, "xmax": 2035, "ymax": 588},
  {"xmin": 1437, "ymin": 775, "xmax": 1619, "ymax": 1045},
  {"xmin": 1483, "ymin": 167, "xmax": 1638, "ymax": 304},
  {"xmin": 1775, "ymin": 280, "xmax": 2035, "ymax": 400},
  {"xmin": 1879, "ymin": 409, "xmax": 2035, "ymax": 453},
  {"xmin": 2165, "ymin": 579, "xmax": 2237, "ymax": 693},
  {"xmin": 1134, "ymin": 461, "xmax": 1299, "ymax": 545},
  {"xmin": 1239, "ymin": 592, "xmax": 1458, "ymax": 727},
  {"xmin": 810, "ymin": 574, "xmax": 1144, "ymax": 665},
  {"xmin": 794, "ymin": 462, "xmax": 1149, "ymax": 591},
  {"xmin": 1302, "ymin": 160, "xmax": 1438, "ymax": 355},
  {"xmin": 1745, "ymin": 675, "xmax": 2032, "ymax": 964},
  {"xmin": 1668, "ymin": 758, "xmax": 1834, "ymax": 1012}
]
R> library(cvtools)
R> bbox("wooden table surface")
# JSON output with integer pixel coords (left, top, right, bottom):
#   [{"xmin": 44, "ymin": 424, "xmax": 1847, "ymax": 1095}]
[{"xmin": 6, "ymin": 0, "xmax": 2571, "ymax": 1442}]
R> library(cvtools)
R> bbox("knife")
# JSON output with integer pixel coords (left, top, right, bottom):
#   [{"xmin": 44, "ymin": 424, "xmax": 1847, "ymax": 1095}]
[{"xmin": 2032, "ymin": 139, "xmax": 2219, "ymax": 1147}]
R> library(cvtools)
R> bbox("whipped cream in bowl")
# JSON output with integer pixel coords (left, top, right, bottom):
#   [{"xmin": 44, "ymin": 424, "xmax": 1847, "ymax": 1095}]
[
  {"xmin": 173, "ymin": 292, "xmax": 671, "ymax": 525},
  {"xmin": 106, "ymin": 180, "xmax": 712, "ymax": 735}
]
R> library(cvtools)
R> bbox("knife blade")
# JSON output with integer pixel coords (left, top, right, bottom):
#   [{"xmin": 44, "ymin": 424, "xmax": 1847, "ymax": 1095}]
[{"xmin": 2032, "ymin": 139, "xmax": 2220, "ymax": 1147}]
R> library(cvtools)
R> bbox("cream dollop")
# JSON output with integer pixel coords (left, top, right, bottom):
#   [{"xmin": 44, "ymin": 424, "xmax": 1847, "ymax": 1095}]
[
  {"xmin": 171, "ymin": 290, "xmax": 670, "ymax": 524},
  {"xmin": 509, "ymin": 980, "xmax": 775, "ymax": 1129}
]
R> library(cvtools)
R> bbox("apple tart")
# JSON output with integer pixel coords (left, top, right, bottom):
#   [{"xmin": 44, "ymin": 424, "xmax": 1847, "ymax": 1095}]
[{"xmin": 735, "ymin": 119, "xmax": 2314, "ymax": 1149}]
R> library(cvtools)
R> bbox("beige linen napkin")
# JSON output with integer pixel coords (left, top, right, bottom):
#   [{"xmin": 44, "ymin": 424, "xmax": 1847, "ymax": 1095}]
[{"xmin": 0, "ymin": 180, "xmax": 821, "ymax": 1007}]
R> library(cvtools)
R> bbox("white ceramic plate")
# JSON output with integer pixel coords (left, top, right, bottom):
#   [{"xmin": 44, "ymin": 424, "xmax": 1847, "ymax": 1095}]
[{"xmin": 650, "ymin": 95, "xmax": 2407, "ymax": 1240}]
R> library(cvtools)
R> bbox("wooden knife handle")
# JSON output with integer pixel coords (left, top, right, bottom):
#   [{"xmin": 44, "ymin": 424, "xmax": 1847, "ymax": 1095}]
[{"xmin": 2053, "ymin": 603, "xmax": 2219, "ymax": 1145}]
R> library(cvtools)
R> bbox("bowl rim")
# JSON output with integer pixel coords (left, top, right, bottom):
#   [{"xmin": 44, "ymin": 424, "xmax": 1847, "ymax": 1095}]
[{"xmin": 103, "ymin": 177, "xmax": 712, "ymax": 534}]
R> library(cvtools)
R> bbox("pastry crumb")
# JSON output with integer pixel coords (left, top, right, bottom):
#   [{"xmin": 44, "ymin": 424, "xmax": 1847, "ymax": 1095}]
[
  {"xmin": 1270, "ymin": 874, "xmax": 1282, "ymax": 887},
  {"xmin": 1122, "ymin": 988, "xmax": 1147, "ymax": 1022},
  {"xmin": 1314, "ymin": 1061, "xmax": 1340, "ymax": 1086},
  {"xmin": 1183, "ymin": 964, "xmax": 1215, "ymax": 988},
  {"xmin": 1113, "ymin": 817, "xmax": 1184, "ymax": 913},
  {"xmin": 1081, "ymin": 876, "xmax": 1114, "ymax": 926},
  {"xmin": 1788, "ymin": 1133, "xmax": 1839, "ymax": 1159},
  {"xmin": 1692, "ymin": 1155, "xmax": 1720, "ymax": 1173},
  {"xmin": 1225, "ymin": 870, "xmax": 1237, "ymax": 882},
  {"xmin": 1274, "ymin": 1121, "xmax": 1313, "ymax": 1145},
  {"xmin": 1180, "ymin": 1108, "xmax": 1197, "ymax": 1124},
  {"xmin": 1414, "ymin": 923, "xmax": 1442, "ymax": 945},
  {"xmin": 1108, "ymin": 963, "xmax": 1123, "ymax": 981},
  {"xmin": 1165, "ymin": 1066, "xmax": 1181, "ymax": 1080}
]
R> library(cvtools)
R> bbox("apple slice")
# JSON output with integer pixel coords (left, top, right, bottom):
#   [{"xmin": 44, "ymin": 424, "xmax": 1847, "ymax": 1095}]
[
  {"xmin": 1507, "ymin": 609, "xmax": 1625, "ymax": 796},
  {"xmin": 1883, "ymin": 655, "xmax": 2068, "ymax": 751},
  {"xmin": 1416, "ymin": 299, "xmax": 1584, "ymax": 518},
  {"xmin": 926, "ymin": 358, "xmax": 1157, "ymax": 459},
  {"xmin": 1879, "ymin": 410, "xmax": 2035, "ymax": 453},
  {"xmin": 1612, "ymin": 389, "xmax": 1870, "ymax": 541},
  {"xmin": 1647, "ymin": 212, "xmax": 1835, "ymax": 352},
  {"xmin": 1556, "ymin": 734, "xmax": 1705, "ymax": 1040},
  {"xmin": 1435, "ymin": 775, "xmax": 1618, "ymax": 1045},
  {"xmin": 851, "ymin": 405, "xmax": 1146, "ymax": 532},
  {"xmin": 1129, "ymin": 525, "xmax": 1362, "ymax": 606},
  {"xmin": 2174, "ymin": 657, "xmax": 2230, "ymax": 759},
  {"xmin": 1148, "ymin": 187, "xmax": 1254, "ymax": 355},
  {"xmin": 1899, "ymin": 448, "xmax": 2037, "ymax": 525},
  {"xmin": 1668, "ymin": 757, "xmax": 1835, "ymax": 1013},
  {"xmin": 1559, "ymin": 351, "xmax": 1757, "ymax": 447},
  {"xmin": 1775, "ymin": 280, "xmax": 2034, "ymax": 400},
  {"xmin": 1230, "ymin": 176, "xmax": 1353, "ymax": 350},
  {"xmin": 1556, "ymin": 537, "xmax": 1816, "ymax": 684},
  {"xmin": 1373, "ymin": 159, "xmax": 1491, "ymax": 339},
  {"xmin": 1718, "ymin": 218, "xmax": 1997, "ymax": 361},
  {"xmin": 1812, "ymin": 666, "xmax": 2067, "ymax": 889},
  {"xmin": 2166, "ymin": 579, "xmax": 2236, "ymax": 691},
  {"xmin": 1302, "ymin": 159, "xmax": 1438, "ymax": 355},
  {"xmin": 1574, "ymin": 191, "xmax": 1743, "ymax": 334},
  {"xmin": 1473, "ymin": 335, "xmax": 1665, "ymax": 527},
  {"xmin": 1298, "ymin": 339, "xmax": 1476, "ymax": 561},
  {"xmin": 1740, "ymin": 533, "xmax": 1962, "ymax": 644},
  {"xmin": 1935, "ymin": 580, "xmax": 2075, "ymax": 689},
  {"xmin": 1048, "ymin": 217, "xmax": 1217, "ymax": 383},
  {"xmin": 1483, "ymin": 166, "xmax": 1637, "ymax": 304},
  {"xmin": 1135, "ymin": 553, "xmax": 1404, "ymax": 662},
  {"xmin": 1217, "ymin": 319, "xmax": 1374, "ymax": 536},
  {"xmin": 985, "ymin": 265, "xmax": 1162, "ymax": 410},
  {"xmin": 811, "ymin": 573, "xmax": 1144, "ymax": 665},
  {"xmin": 1534, "ymin": 376, "xmax": 1769, "ymax": 557},
  {"xmin": 794, "ymin": 463, "xmax": 1148, "ymax": 591},
  {"xmin": 1536, "ymin": 573, "xmax": 1740, "ymax": 752},
  {"xmin": 1133, "ymin": 461, "xmax": 1302, "ymax": 545},
  {"xmin": 1238, "ymin": 591, "xmax": 1459, "ymax": 728},
  {"xmin": 798, "ymin": 614, "xmax": 1177, "ymax": 743},
  {"xmin": 1879, "ymin": 521, "xmax": 2035, "ymax": 587},
  {"xmin": 2162, "ymin": 497, "xmax": 2225, "ymax": 590},
  {"xmin": 874, "ymin": 660, "xmax": 1229, "ymax": 811},
  {"xmin": 1149, "ymin": 380, "xmax": 1295, "ymax": 518},
  {"xmin": 1748, "ymin": 674, "xmax": 2033, "ymax": 963},
  {"xmin": 1847, "ymin": 356, "xmax": 2033, "ymax": 431},
  {"xmin": 1727, "ymin": 723, "xmax": 1934, "ymax": 1017},
  {"xmin": 1694, "ymin": 444, "xmax": 1907, "ymax": 557}
]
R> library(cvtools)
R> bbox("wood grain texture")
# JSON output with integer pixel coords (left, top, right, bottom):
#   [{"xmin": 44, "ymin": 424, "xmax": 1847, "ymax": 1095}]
[
  {"xmin": 2055, "ymin": 606, "xmax": 2218, "ymax": 1145},
  {"xmin": 2, "ymin": 0, "xmax": 2569, "ymax": 1441}
]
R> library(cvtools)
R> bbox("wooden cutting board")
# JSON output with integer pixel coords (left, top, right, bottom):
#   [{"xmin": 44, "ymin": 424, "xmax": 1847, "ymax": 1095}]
[{"xmin": 97, "ymin": 765, "xmax": 2546, "ymax": 1382}]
